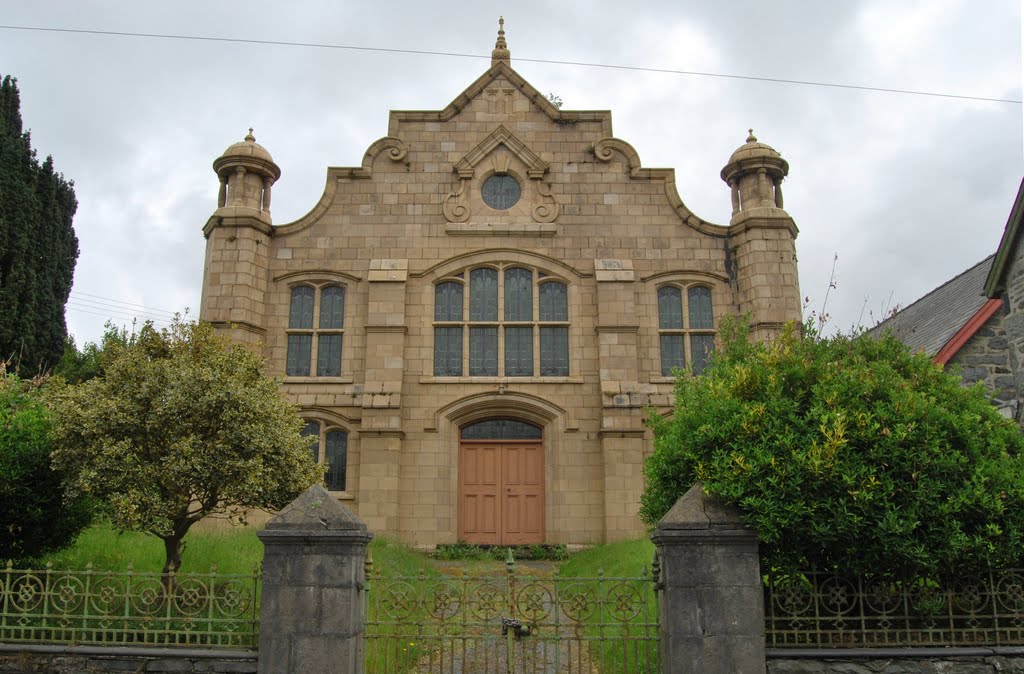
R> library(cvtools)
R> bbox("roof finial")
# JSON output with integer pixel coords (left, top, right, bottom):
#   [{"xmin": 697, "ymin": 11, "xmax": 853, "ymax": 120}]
[
  {"xmin": 746, "ymin": 128, "xmax": 757, "ymax": 143},
  {"xmin": 245, "ymin": 127, "xmax": 256, "ymax": 143},
  {"xmin": 491, "ymin": 16, "xmax": 510, "ymax": 66}
]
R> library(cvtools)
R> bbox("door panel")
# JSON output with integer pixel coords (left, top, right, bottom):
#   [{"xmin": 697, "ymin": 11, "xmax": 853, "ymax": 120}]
[{"xmin": 459, "ymin": 441, "xmax": 544, "ymax": 545}]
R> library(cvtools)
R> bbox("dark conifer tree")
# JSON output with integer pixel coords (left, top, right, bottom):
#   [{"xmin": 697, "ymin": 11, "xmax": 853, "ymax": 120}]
[{"xmin": 0, "ymin": 75, "xmax": 78, "ymax": 374}]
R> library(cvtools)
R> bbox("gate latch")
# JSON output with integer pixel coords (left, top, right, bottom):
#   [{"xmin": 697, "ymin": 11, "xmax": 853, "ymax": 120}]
[{"xmin": 501, "ymin": 617, "xmax": 531, "ymax": 638}]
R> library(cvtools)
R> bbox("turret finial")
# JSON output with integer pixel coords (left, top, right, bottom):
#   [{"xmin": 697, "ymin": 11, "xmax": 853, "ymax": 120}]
[
  {"xmin": 491, "ymin": 16, "xmax": 510, "ymax": 66},
  {"xmin": 746, "ymin": 129, "xmax": 757, "ymax": 143},
  {"xmin": 245, "ymin": 127, "xmax": 256, "ymax": 143}
]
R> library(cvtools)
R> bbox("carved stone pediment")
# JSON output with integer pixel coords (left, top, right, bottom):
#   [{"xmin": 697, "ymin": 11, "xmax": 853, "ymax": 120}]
[{"xmin": 444, "ymin": 125, "xmax": 559, "ymax": 226}]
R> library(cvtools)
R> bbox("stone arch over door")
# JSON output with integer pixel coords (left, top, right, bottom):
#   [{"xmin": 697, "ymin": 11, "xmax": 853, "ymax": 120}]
[{"xmin": 432, "ymin": 392, "xmax": 569, "ymax": 544}]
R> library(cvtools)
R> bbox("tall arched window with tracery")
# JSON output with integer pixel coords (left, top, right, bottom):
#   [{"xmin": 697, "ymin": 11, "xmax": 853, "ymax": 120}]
[
  {"xmin": 433, "ymin": 266, "xmax": 569, "ymax": 377},
  {"xmin": 657, "ymin": 284, "xmax": 715, "ymax": 375}
]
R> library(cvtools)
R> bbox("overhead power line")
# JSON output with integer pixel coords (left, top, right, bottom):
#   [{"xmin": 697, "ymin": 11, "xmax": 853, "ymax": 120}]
[
  {"xmin": 0, "ymin": 24, "xmax": 1018, "ymax": 105},
  {"xmin": 69, "ymin": 290, "xmax": 180, "ymax": 319}
]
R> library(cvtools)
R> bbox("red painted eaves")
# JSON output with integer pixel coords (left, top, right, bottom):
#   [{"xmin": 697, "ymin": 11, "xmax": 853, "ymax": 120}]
[{"xmin": 933, "ymin": 298, "xmax": 1003, "ymax": 365}]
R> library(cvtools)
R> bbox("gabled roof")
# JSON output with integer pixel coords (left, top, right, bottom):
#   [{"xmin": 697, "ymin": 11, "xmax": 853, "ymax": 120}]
[
  {"xmin": 870, "ymin": 255, "xmax": 995, "ymax": 356},
  {"xmin": 985, "ymin": 176, "xmax": 1024, "ymax": 297}
]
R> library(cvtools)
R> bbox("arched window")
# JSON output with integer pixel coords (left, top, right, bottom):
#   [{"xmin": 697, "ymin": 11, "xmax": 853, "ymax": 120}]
[
  {"xmin": 302, "ymin": 421, "xmax": 348, "ymax": 492},
  {"xmin": 434, "ymin": 266, "xmax": 569, "ymax": 377},
  {"xmin": 286, "ymin": 284, "xmax": 345, "ymax": 377},
  {"xmin": 657, "ymin": 285, "xmax": 716, "ymax": 375}
]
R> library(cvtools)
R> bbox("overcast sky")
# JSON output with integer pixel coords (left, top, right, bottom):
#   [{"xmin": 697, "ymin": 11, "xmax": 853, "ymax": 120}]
[{"xmin": 1, "ymin": 1, "xmax": 1021, "ymax": 345}]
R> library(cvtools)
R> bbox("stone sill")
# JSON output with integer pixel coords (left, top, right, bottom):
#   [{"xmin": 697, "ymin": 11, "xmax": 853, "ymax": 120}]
[
  {"xmin": 419, "ymin": 376, "xmax": 583, "ymax": 384},
  {"xmin": 445, "ymin": 222, "xmax": 558, "ymax": 237},
  {"xmin": 282, "ymin": 376, "xmax": 355, "ymax": 384}
]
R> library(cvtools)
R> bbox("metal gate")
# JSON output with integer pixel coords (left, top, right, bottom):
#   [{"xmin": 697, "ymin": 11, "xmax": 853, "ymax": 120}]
[{"xmin": 364, "ymin": 551, "xmax": 660, "ymax": 673}]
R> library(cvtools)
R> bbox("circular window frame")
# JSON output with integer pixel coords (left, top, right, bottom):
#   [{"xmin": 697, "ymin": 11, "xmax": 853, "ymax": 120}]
[{"xmin": 481, "ymin": 173, "xmax": 522, "ymax": 210}]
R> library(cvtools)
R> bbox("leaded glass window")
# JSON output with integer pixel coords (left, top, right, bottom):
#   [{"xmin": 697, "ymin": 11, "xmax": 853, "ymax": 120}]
[
  {"xmin": 434, "ymin": 267, "xmax": 571, "ymax": 378},
  {"xmin": 470, "ymin": 269, "xmax": 498, "ymax": 321},
  {"xmin": 301, "ymin": 422, "xmax": 349, "ymax": 492},
  {"xmin": 460, "ymin": 418, "xmax": 542, "ymax": 440},
  {"xmin": 657, "ymin": 284, "xmax": 715, "ymax": 376},
  {"xmin": 286, "ymin": 284, "xmax": 346, "ymax": 377},
  {"xmin": 470, "ymin": 327, "xmax": 498, "ymax": 376},
  {"xmin": 325, "ymin": 430, "xmax": 347, "ymax": 491},
  {"xmin": 481, "ymin": 174, "xmax": 521, "ymax": 210}
]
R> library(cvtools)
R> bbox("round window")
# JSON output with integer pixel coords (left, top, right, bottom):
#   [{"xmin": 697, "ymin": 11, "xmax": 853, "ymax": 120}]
[{"xmin": 481, "ymin": 174, "xmax": 521, "ymax": 210}]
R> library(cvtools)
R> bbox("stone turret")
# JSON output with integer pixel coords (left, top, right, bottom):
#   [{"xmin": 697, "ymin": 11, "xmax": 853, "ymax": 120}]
[
  {"xmin": 212, "ymin": 129, "xmax": 281, "ymax": 222},
  {"xmin": 721, "ymin": 130, "xmax": 801, "ymax": 341},
  {"xmin": 199, "ymin": 129, "xmax": 280, "ymax": 346},
  {"xmin": 721, "ymin": 129, "xmax": 789, "ymax": 221}
]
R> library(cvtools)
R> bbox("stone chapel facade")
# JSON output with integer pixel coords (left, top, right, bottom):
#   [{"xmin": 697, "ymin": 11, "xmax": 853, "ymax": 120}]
[{"xmin": 198, "ymin": 23, "xmax": 802, "ymax": 547}]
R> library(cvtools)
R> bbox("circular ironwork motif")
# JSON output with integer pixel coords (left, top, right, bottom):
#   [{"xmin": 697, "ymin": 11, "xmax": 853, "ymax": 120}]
[
  {"xmin": 952, "ymin": 581, "xmax": 989, "ymax": 614},
  {"xmin": 377, "ymin": 580, "xmax": 417, "ymax": 620},
  {"xmin": 863, "ymin": 581, "xmax": 902, "ymax": 615},
  {"xmin": 214, "ymin": 580, "xmax": 253, "ymax": 616},
  {"xmin": 90, "ymin": 576, "xmax": 126, "ymax": 615},
  {"xmin": 49, "ymin": 575, "xmax": 85, "ymax": 614},
  {"xmin": 772, "ymin": 579, "xmax": 814, "ymax": 616},
  {"xmin": 516, "ymin": 584, "xmax": 552, "ymax": 622},
  {"xmin": 819, "ymin": 577, "xmax": 857, "ymax": 615},
  {"xmin": 482, "ymin": 174, "xmax": 521, "ymax": 210},
  {"xmin": 996, "ymin": 572, "xmax": 1024, "ymax": 612},
  {"xmin": 173, "ymin": 579, "xmax": 210, "ymax": 616},
  {"xmin": 424, "ymin": 581, "xmax": 462, "ymax": 621},
  {"xmin": 607, "ymin": 582, "xmax": 644, "ymax": 621},
  {"xmin": 130, "ymin": 578, "xmax": 168, "ymax": 615},
  {"xmin": 558, "ymin": 584, "xmax": 596, "ymax": 622},
  {"xmin": 468, "ymin": 582, "xmax": 505, "ymax": 620},
  {"xmin": 9, "ymin": 574, "xmax": 44, "ymax": 612}
]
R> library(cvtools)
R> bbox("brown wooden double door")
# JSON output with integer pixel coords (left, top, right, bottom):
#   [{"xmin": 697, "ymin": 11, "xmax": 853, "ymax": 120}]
[{"xmin": 458, "ymin": 441, "xmax": 544, "ymax": 545}]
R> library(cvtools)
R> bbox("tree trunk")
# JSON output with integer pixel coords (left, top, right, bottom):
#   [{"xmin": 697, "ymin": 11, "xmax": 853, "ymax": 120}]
[{"xmin": 162, "ymin": 535, "xmax": 183, "ymax": 575}]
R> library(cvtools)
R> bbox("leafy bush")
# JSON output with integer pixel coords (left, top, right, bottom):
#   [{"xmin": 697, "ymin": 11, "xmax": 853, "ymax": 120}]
[
  {"xmin": 641, "ymin": 318, "xmax": 1024, "ymax": 579},
  {"xmin": 0, "ymin": 374, "xmax": 92, "ymax": 562}
]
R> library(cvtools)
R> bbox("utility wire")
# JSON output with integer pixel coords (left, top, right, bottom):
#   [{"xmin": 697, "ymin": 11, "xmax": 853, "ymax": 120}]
[
  {"xmin": 67, "ymin": 299, "xmax": 176, "ymax": 323},
  {"xmin": 69, "ymin": 290, "xmax": 180, "ymax": 318},
  {"xmin": 1, "ymin": 24, "xmax": 1019, "ymax": 105}
]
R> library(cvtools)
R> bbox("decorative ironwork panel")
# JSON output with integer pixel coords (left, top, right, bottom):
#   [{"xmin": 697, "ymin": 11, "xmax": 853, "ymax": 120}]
[
  {"xmin": 0, "ymin": 563, "xmax": 259, "ymax": 648},
  {"xmin": 765, "ymin": 566, "xmax": 1024, "ymax": 647},
  {"xmin": 365, "ymin": 551, "xmax": 660, "ymax": 673}
]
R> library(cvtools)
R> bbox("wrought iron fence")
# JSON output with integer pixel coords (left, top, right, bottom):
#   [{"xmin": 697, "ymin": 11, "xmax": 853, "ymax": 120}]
[
  {"xmin": 0, "ymin": 562, "xmax": 260, "ymax": 648},
  {"xmin": 364, "ymin": 551, "xmax": 660, "ymax": 673},
  {"xmin": 765, "ymin": 566, "xmax": 1024, "ymax": 647}
]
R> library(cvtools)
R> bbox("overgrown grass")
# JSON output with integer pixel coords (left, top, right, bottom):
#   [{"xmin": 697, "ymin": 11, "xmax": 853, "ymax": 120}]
[
  {"xmin": 38, "ymin": 522, "xmax": 263, "ymax": 574},
  {"xmin": 558, "ymin": 538, "xmax": 656, "ymax": 578}
]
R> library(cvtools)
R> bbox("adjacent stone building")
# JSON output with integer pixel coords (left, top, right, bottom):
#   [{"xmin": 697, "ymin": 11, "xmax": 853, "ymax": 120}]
[
  {"xmin": 198, "ymin": 22, "xmax": 802, "ymax": 546},
  {"xmin": 873, "ymin": 177, "xmax": 1024, "ymax": 424}
]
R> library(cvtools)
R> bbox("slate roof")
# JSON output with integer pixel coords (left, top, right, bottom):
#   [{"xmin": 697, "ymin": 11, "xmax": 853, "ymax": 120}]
[{"xmin": 870, "ymin": 255, "xmax": 994, "ymax": 356}]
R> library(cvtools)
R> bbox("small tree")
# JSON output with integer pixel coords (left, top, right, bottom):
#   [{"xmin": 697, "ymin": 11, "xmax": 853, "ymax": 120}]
[
  {"xmin": 0, "ymin": 373, "xmax": 92, "ymax": 562},
  {"xmin": 641, "ymin": 318, "xmax": 1024, "ymax": 579},
  {"xmin": 51, "ymin": 319, "xmax": 322, "ymax": 573}
]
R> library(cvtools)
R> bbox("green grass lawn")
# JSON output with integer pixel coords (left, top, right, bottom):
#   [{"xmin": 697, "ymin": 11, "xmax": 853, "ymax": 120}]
[{"xmin": 558, "ymin": 538, "xmax": 656, "ymax": 578}]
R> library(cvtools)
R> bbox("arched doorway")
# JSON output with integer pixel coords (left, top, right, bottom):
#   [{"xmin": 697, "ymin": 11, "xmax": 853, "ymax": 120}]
[{"xmin": 458, "ymin": 418, "xmax": 544, "ymax": 545}]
